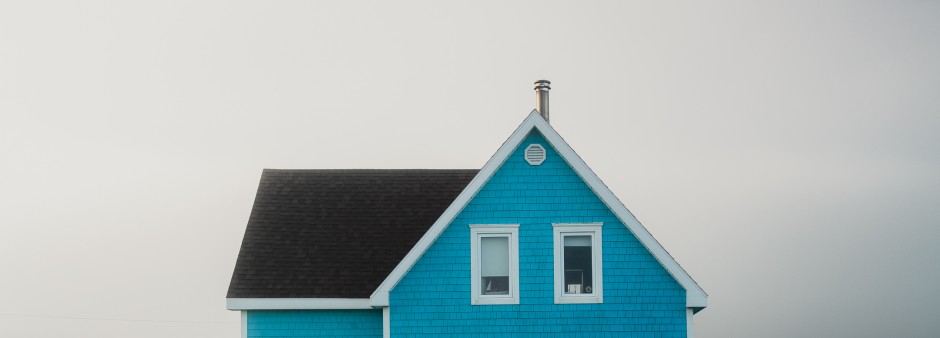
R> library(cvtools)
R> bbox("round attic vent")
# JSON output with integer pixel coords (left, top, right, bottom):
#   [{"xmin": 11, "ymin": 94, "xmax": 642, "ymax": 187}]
[{"xmin": 524, "ymin": 144, "xmax": 546, "ymax": 165}]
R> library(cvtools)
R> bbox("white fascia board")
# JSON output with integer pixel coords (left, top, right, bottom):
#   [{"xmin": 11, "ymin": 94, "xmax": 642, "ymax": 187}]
[
  {"xmin": 687, "ymin": 292, "xmax": 708, "ymax": 309},
  {"xmin": 369, "ymin": 110, "xmax": 708, "ymax": 309},
  {"xmin": 227, "ymin": 298, "xmax": 373, "ymax": 310},
  {"xmin": 372, "ymin": 291, "xmax": 389, "ymax": 306},
  {"xmin": 369, "ymin": 111, "xmax": 541, "ymax": 306},
  {"xmin": 530, "ymin": 113, "xmax": 709, "ymax": 306}
]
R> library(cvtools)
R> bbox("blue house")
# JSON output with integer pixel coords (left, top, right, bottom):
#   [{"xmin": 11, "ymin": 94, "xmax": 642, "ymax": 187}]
[{"xmin": 227, "ymin": 82, "xmax": 708, "ymax": 337}]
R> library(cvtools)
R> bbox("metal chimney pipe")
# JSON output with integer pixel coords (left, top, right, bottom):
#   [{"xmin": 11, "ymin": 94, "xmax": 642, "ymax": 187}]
[{"xmin": 534, "ymin": 80, "xmax": 551, "ymax": 122}]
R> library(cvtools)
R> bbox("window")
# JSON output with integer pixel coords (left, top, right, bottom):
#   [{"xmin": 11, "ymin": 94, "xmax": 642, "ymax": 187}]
[
  {"xmin": 553, "ymin": 223, "xmax": 603, "ymax": 304},
  {"xmin": 470, "ymin": 224, "xmax": 519, "ymax": 305}
]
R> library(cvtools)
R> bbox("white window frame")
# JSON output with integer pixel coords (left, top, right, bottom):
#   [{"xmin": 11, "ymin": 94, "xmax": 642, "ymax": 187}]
[
  {"xmin": 553, "ymin": 223, "xmax": 603, "ymax": 304},
  {"xmin": 469, "ymin": 224, "xmax": 520, "ymax": 305}
]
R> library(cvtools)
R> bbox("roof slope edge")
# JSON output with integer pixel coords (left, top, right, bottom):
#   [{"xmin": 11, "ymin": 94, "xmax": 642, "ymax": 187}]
[{"xmin": 370, "ymin": 111, "xmax": 707, "ymax": 309}]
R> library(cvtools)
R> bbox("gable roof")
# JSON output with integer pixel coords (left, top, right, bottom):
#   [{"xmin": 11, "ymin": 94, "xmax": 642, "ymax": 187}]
[
  {"xmin": 371, "ymin": 111, "xmax": 708, "ymax": 310},
  {"xmin": 226, "ymin": 169, "xmax": 478, "ymax": 305}
]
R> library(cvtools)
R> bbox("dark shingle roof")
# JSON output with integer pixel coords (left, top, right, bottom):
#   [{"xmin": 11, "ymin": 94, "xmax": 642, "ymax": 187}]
[{"xmin": 226, "ymin": 169, "xmax": 478, "ymax": 299}]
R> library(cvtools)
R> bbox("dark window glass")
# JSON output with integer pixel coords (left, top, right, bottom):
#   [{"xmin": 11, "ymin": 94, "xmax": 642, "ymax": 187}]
[{"xmin": 563, "ymin": 235, "xmax": 592, "ymax": 294}]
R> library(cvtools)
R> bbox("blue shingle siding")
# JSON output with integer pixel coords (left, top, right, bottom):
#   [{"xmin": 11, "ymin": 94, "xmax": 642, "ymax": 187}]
[
  {"xmin": 247, "ymin": 310, "xmax": 382, "ymax": 338},
  {"xmin": 390, "ymin": 131, "xmax": 687, "ymax": 337}
]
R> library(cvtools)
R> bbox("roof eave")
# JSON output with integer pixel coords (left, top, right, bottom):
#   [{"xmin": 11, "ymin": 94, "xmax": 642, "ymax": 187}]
[{"xmin": 226, "ymin": 298, "xmax": 373, "ymax": 310}]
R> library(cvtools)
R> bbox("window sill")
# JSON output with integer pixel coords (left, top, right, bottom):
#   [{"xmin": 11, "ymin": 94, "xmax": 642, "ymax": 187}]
[
  {"xmin": 472, "ymin": 297, "xmax": 519, "ymax": 305},
  {"xmin": 554, "ymin": 295, "xmax": 603, "ymax": 304}
]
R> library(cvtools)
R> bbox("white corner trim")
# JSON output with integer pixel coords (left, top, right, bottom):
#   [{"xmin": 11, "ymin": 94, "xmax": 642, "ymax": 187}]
[
  {"xmin": 241, "ymin": 311, "xmax": 247, "ymax": 338},
  {"xmin": 226, "ymin": 298, "xmax": 373, "ymax": 310},
  {"xmin": 382, "ymin": 307, "xmax": 390, "ymax": 338},
  {"xmin": 687, "ymin": 308, "xmax": 695, "ymax": 338},
  {"xmin": 553, "ymin": 223, "xmax": 603, "ymax": 304},
  {"xmin": 369, "ymin": 110, "xmax": 707, "ymax": 309}
]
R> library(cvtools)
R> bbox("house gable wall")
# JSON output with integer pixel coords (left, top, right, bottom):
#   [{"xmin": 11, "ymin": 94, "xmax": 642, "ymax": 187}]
[
  {"xmin": 246, "ymin": 310, "xmax": 381, "ymax": 338},
  {"xmin": 389, "ymin": 131, "xmax": 687, "ymax": 336}
]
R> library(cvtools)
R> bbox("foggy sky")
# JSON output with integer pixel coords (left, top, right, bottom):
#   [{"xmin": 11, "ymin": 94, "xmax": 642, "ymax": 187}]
[{"xmin": 1, "ymin": 1, "xmax": 938, "ymax": 337}]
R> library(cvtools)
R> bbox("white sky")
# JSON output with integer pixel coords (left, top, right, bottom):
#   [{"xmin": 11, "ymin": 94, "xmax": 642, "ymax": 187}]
[{"xmin": 1, "ymin": 1, "xmax": 938, "ymax": 337}]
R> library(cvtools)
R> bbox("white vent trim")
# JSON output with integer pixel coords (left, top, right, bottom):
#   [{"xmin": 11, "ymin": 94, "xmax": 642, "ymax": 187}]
[{"xmin": 524, "ymin": 144, "xmax": 546, "ymax": 165}]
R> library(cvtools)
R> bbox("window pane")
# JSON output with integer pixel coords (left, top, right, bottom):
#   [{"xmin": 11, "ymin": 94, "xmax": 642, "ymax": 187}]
[
  {"xmin": 481, "ymin": 276, "xmax": 509, "ymax": 295},
  {"xmin": 480, "ymin": 236, "xmax": 509, "ymax": 295},
  {"xmin": 563, "ymin": 235, "xmax": 592, "ymax": 294}
]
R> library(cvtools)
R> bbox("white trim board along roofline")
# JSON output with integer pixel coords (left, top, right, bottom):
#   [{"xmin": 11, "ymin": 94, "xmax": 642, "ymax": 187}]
[
  {"xmin": 226, "ymin": 298, "xmax": 372, "ymax": 310},
  {"xmin": 370, "ymin": 110, "xmax": 708, "ymax": 310}
]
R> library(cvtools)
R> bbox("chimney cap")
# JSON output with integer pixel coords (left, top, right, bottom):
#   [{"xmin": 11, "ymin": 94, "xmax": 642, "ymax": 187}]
[{"xmin": 534, "ymin": 80, "xmax": 551, "ymax": 90}]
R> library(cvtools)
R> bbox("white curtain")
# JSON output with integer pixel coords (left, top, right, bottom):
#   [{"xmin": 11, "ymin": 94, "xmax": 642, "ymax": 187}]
[{"xmin": 480, "ymin": 236, "xmax": 509, "ymax": 277}]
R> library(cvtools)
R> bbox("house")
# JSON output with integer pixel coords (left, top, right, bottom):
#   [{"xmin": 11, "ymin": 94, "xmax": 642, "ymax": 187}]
[{"xmin": 227, "ymin": 81, "xmax": 708, "ymax": 337}]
